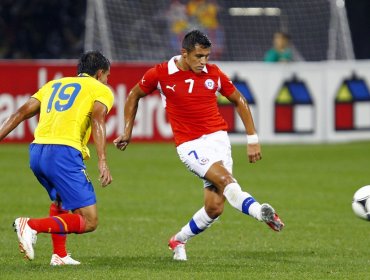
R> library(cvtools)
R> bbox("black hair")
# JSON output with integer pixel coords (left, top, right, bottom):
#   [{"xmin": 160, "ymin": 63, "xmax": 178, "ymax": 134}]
[
  {"xmin": 182, "ymin": 30, "xmax": 212, "ymax": 52},
  {"xmin": 275, "ymin": 31, "xmax": 291, "ymax": 40},
  {"xmin": 77, "ymin": 50, "xmax": 110, "ymax": 76}
]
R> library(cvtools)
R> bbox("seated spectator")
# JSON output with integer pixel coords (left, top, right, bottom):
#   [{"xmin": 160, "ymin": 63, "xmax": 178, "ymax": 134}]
[{"xmin": 264, "ymin": 32, "xmax": 293, "ymax": 63}]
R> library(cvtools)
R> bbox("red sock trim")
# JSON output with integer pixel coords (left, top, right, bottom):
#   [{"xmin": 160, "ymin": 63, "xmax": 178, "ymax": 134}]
[
  {"xmin": 49, "ymin": 203, "xmax": 68, "ymax": 216},
  {"xmin": 77, "ymin": 214, "xmax": 86, "ymax": 234}
]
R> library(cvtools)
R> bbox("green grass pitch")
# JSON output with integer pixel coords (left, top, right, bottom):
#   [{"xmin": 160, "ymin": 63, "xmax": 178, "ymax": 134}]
[{"xmin": 0, "ymin": 141, "xmax": 369, "ymax": 279}]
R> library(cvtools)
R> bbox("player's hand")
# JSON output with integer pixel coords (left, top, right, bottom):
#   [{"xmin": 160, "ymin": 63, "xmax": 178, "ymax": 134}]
[
  {"xmin": 113, "ymin": 135, "xmax": 130, "ymax": 151},
  {"xmin": 98, "ymin": 159, "xmax": 112, "ymax": 187},
  {"xmin": 247, "ymin": 143, "xmax": 262, "ymax": 163}
]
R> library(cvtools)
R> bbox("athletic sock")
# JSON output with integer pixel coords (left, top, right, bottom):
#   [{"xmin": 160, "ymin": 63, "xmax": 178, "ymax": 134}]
[
  {"xmin": 49, "ymin": 203, "xmax": 68, "ymax": 257},
  {"xmin": 223, "ymin": 182, "xmax": 262, "ymax": 221},
  {"xmin": 27, "ymin": 213, "xmax": 86, "ymax": 234},
  {"xmin": 175, "ymin": 207, "xmax": 216, "ymax": 243}
]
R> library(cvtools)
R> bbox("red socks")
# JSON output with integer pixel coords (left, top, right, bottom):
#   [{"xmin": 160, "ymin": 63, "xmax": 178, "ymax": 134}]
[
  {"xmin": 27, "ymin": 204, "xmax": 86, "ymax": 257},
  {"xmin": 28, "ymin": 213, "xmax": 85, "ymax": 234},
  {"xmin": 49, "ymin": 204, "xmax": 68, "ymax": 257}
]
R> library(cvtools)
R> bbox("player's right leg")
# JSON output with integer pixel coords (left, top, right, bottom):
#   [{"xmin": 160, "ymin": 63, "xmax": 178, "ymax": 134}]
[
  {"xmin": 49, "ymin": 201, "xmax": 68, "ymax": 258},
  {"xmin": 169, "ymin": 187, "xmax": 224, "ymax": 261},
  {"xmin": 168, "ymin": 206, "xmax": 217, "ymax": 261},
  {"xmin": 48, "ymin": 200, "xmax": 81, "ymax": 265},
  {"xmin": 50, "ymin": 253, "xmax": 81, "ymax": 266}
]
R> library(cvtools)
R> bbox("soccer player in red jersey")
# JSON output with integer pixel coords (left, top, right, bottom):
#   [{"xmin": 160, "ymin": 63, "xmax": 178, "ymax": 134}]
[{"xmin": 114, "ymin": 30, "xmax": 284, "ymax": 261}]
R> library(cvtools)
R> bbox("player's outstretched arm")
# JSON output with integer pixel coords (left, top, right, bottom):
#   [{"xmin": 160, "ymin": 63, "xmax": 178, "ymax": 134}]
[
  {"xmin": 0, "ymin": 97, "xmax": 40, "ymax": 142},
  {"xmin": 91, "ymin": 101, "xmax": 112, "ymax": 187},
  {"xmin": 227, "ymin": 90, "xmax": 262, "ymax": 163},
  {"xmin": 113, "ymin": 84, "xmax": 147, "ymax": 151}
]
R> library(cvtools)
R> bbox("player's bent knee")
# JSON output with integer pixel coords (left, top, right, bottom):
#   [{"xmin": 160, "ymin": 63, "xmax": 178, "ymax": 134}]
[
  {"xmin": 83, "ymin": 216, "xmax": 99, "ymax": 232},
  {"xmin": 73, "ymin": 205, "xmax": 99, "ymax": 232},
  {"xmin": 205, "ymin": 204, "xmax": 224, "ymax": 219},
  {"xmin": 84, "ymin": 221, "xmax": 98, "ymax": 232},
  {"xmin": 217, "ymin": 174, "xmax": 235, "ymax": 189}
]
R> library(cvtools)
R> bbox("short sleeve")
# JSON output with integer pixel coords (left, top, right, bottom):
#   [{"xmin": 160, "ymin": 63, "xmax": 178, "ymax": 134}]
[
  {"xmin": 139, "ymin": 67, "xmax": 159, "ymax": 94},
  {"xmin": 31, "ymin": 82, "xmax": 50, "ymax": 102},
  {"xmin": 95, "ymin": 85, "xmax": 114, "ymax": 113},
  {"xmin": 218, "ymin": 68, "xmax": 236, "ymax": 97}
]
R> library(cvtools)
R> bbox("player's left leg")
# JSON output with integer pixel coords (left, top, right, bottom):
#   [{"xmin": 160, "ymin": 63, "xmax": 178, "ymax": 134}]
[
  {"xmin": 176, "ymin": 131, "xmax": 269, "ymax": 223},
  {"xmin": 205, "ymin": 162, "xmax": 263, "ymax": 220},
  {"xmin": 27, "ymin": 204, "xmax": 97, "ymax": 234},
  {"xmin": 205, "ymin": 162, "xmax": 284, "ymax": 231},
  {"xmin": 15, "ymin": 204, "xmax": 97, "ymax": 262}
]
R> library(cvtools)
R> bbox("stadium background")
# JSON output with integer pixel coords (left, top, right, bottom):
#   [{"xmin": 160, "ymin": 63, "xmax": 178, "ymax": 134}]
[
  {"xmin": 1, "ymin": 0, "xmax": 370, "ymax": 60},
  {"xmin": 1, "ymin": 1, "xmax": 370, "ymax": 279},
  {"xmin": 1, "ymin": 0, "xmax": 370, "ymax": 144}
]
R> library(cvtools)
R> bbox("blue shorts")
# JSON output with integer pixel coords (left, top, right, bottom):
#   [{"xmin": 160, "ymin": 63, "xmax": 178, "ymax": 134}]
[{"xmin": 29, "ymin": 144, "xmax": 96, "ymax": 211}]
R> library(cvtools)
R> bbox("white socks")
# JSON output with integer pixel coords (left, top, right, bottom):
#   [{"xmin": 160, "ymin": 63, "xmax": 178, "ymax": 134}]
[
  {"xmin": 223, "ymin": 182, "xmax": 262, "ymax": 221},
  {"xmin": 175, "ymin": 183, "xmax": 262, "ymax": 243},
  {"xmin": 175, "ymin": 207, "xmax": 216, "ymax": 243}
]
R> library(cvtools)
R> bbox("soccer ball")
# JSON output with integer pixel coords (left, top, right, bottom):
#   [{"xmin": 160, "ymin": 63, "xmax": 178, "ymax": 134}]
[{"xmin": 352, "ymin": 185, "xmax": 370, "ymax": 220}]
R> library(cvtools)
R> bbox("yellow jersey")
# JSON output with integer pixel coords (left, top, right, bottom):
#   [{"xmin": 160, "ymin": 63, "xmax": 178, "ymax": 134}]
[{"xmin": 32, "ymin": 74, "xmax": 114, "ymax": 159}]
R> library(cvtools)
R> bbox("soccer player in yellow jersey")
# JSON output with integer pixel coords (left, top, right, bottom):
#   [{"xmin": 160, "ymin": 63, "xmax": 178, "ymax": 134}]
[{"xmin": 0, "ymin": 51, "xmax": 114, "ymax": 265}]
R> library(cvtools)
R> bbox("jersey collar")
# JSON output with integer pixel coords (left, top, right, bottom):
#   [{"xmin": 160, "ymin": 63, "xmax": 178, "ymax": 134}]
[
  {"xmin": 168, "ymin": 55, "xmax": 208, "ymax": 75},
  {"xmin": 78, "ymin": 73, "xmax": 92, "ymax": 78}
]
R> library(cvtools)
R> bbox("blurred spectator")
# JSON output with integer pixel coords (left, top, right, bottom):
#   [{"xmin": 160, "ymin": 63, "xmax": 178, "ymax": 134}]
[
  {"xmin": 166, "ymin": 0, "xmax": 190, "ymax": 52},
  {"xmin": 186, "ymin": 0, "xmax": 224, "ymax": 59},
  {"xmin": 187, "ymin": 0, "xmax": 218, "ymax": 29},
  {"xmin": 0, "ymin": 0, "xmax": 85, "ymax": 59},
  {"xmin": 165, "ymin": 0, "xmax": 224, "ymax": 59},
  {"xmin": 264, "ymin": 32, "xmax": 293, "ymax": 63}
]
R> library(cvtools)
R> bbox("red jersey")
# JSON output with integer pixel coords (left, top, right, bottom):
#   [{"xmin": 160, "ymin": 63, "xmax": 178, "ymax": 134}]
[{"xmin": 139, "ymin": 55, "xmax": 236, "ymax": 146}]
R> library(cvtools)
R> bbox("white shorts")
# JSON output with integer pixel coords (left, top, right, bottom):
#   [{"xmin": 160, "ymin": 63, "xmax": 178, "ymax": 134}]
[{"xmin": 176, "ymin": 130, "xmax": 233, "ymax": 187}]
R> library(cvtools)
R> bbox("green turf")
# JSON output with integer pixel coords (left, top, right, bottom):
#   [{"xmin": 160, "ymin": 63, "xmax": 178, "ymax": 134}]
[{"xmin": 0, "ymin": 141, "xmax": 369, "ymax": 279}]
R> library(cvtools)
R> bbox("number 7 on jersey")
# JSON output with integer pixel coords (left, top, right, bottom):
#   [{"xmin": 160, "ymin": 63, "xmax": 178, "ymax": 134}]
[{"xmin": 185, "ymin": 79, "xmax": 194, "ymax": 94}]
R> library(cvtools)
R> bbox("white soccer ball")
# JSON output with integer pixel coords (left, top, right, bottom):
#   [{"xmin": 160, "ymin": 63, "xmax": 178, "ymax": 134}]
[{"xmin": 352, "ymin": 185, "xmax": 370, "ymax": 220}]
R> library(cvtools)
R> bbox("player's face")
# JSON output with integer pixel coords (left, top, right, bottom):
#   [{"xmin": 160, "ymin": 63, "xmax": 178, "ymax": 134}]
[
  {"xmin": 183, "ymin": 44, "xmax": 210, "ymax": 74},
  {"xmin": 98, "ymin": 69, "xmax": 110, "ymax": 85}
]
